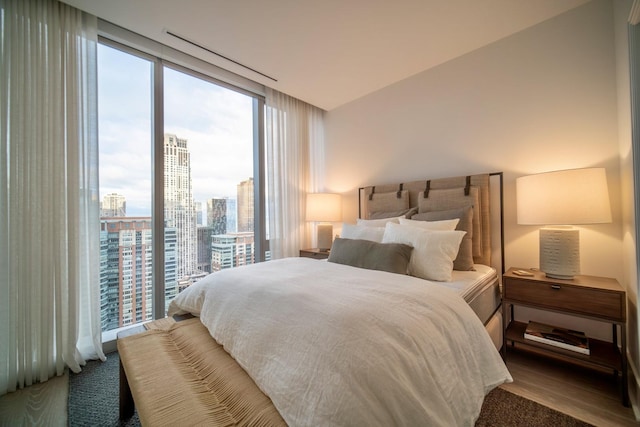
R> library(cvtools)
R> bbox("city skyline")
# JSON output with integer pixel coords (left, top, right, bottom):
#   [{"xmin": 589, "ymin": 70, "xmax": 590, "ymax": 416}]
[
  {"xmin": 97, "ymin": 42, "xmax": 262, "ymax": 332},
  {"xmin": 98, "ymin": 43, "xmax": 255, "ymax": 217}
]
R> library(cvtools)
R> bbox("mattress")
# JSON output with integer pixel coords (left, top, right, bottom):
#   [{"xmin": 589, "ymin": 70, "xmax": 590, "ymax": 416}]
[
  {"xmin": 445, "ymin": 264, "xmax": 501, "ymax": 325},
  {"xmin": 313, "ymin": 259, "xmax": 500, "ymax": 325}
]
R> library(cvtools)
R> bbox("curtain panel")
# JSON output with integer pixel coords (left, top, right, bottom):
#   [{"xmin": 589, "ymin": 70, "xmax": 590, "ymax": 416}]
[
  {"xmin": 0, "ymin": 0, "xmax": 105, "ymax": 395},
  {"xmin": 265, "ymin": 88, "xmax": 325, "ymax": 259}
]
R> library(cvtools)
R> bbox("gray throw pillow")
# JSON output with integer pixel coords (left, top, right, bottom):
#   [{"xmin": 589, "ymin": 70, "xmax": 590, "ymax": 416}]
[{"xmin": 328, "ymin": 238, "xmax": 413, "ymax": 275}]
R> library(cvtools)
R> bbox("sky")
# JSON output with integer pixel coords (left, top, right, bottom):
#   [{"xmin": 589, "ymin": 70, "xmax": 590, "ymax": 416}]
[{"xmin": 98, "ymin": 44, "xmax": 254, "ymax": 217}]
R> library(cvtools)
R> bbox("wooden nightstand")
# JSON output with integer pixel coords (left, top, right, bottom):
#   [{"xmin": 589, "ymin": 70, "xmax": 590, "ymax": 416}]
[
  {"xmin": 502, "ymin": 267, "xmax": 628, "ymax": 405},
  {"xmin": 299, "ymin": 248, "xmax": 330, "ymax": 260}
]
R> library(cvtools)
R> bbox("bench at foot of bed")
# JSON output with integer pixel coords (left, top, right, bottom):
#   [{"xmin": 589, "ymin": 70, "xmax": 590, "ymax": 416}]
[{"xmin": 117, "ymin": 317, "xmax": 286, "ymax": 426}]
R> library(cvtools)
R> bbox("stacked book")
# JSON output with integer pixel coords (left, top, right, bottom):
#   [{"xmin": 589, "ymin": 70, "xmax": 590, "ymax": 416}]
[{"xmin": 524, "ymin": 321, "xmax": 590, "ymax": 355}]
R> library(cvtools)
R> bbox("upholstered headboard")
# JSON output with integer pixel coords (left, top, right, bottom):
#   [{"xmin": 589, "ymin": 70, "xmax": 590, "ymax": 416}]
[{"xmin": 358, "ymin": 172, "xmax": 503, "ymax": 272}]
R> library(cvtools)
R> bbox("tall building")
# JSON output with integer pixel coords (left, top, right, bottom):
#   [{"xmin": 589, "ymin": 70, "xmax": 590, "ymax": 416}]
[
  {"xmin": 99, "ymin": 218, "xmax": 178, "ymax": 331},
  {"xmin": 211, "ymin": 232, "xmax": 255, "ymax": 272},
  {"xmin": 237, "ymin": 178, "xmax": 253, "ymax": 233},
  {"xmin": 196, "ymin": 226, "xmax": 213, "ymax": 273},
  {"xmin": 195, "ymin": 201, "xmax": 203, "ymax": 226},
  {"xmin": 164, "ymin": 133, "xmax": 197, "ymax": 279},
  {"xmin": 101, "ymin": 193, "xmax": 126, "ymax": 217},
  {"xmin": 206, "ymin": 198, "xmax": 228, "ymax": 235},
  {"xmin": 164, "ymin": 227, "xmax": 178, "ymax": 309},
  {"xmin": 99, "ymin": 218, "xmax": 153, "ymax": 329},
  {"xmin": 226, "ymin": 198, "xmax": 237, "ymax": 233}
]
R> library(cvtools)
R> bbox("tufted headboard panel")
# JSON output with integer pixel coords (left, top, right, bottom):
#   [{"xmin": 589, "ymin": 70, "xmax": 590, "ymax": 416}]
[{"xmin": 359, "ymin": 173, "xmax": 503, "ymax": 271}]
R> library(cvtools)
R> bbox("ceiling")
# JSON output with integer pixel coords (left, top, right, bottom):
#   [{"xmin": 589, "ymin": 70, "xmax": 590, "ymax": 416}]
[{"xmin": 61, "ymin": 0, "xmax": 590, "ymax": 110}]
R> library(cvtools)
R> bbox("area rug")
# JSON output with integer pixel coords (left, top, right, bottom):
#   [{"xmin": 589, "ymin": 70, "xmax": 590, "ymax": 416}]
[{"xmin": 477, "ymin": 387, "xmax": 593, "ymax": 427}]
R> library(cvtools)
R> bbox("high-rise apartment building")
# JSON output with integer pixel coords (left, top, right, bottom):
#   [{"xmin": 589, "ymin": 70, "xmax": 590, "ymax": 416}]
[
  {"xmin": 99, "ymin": 218, "xmax": 152, "ymax": 330},
  {"xmin": 101, "ymin": 193, "xmax": 126, "ymax": 217},
  {"xmin": 164, "ymin": 133, "xmax": 197, "ymax": 279},
  {"xmin": 211, "ymin": 232, "xmax": 255, "ymax": 272},
  {"xmin": 195, "ymin": 201, "xmax": 203, "ymax": 226},
  {"xmin": 196, "ymin": 226, "xmax": 213, "ymax": 274},
  {"xmin": 99, "ymin": 218, "xmax": 178, "ymax": 331},
  {"xmin": 206, "ymin": 198, "xmax": 228, "ymax": 235},
  {"xmin": 237, "ymin": 178, "xmax": 254, "ymax": 233},
  {"xmin": 227, "ymin": 198, "xmax": 237, "ymax": 233},
  {"xmin": 164, "ymin": 227, "xmax": 178, "ymax": 309}
]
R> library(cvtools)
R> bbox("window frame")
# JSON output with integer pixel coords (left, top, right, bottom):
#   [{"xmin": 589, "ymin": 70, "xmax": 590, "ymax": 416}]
[{"xmin": 97, "ymin": 30, "xmax": 267, "ymax": 330}]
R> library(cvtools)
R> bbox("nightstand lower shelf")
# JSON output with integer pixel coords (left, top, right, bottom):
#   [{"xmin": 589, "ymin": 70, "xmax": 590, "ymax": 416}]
[{"xmin": 505, "ymin": 321, "xmax": 622, "ymax": 372}]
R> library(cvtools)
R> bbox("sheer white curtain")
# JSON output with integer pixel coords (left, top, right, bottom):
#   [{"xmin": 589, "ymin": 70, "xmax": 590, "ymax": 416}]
[
  {"xmin": 265, "ymin": 88, "xmax": 325, "ymax": 258},
  {"xmin": 0, "ymin": 0, "xmax": 105, "ymax": 395}
]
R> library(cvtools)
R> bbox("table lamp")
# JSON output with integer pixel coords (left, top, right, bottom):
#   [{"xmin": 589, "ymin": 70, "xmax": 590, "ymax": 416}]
[
  {"xmin": 306, "ymin": 193, "xmax": 342, "ymax": 251},
  {"xmin": 516, "ymin": 168, "xmax": 612, "ymax": 279}
]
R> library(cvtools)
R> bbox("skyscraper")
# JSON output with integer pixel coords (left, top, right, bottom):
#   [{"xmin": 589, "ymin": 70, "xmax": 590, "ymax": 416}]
[
  {"xmin": 237, "ymin": 178, "xmax": 254, "ymax": 233},
  {"xmin": 164, "ymin": 133, "xmax": 197, "ymax": 279},
  {"xmin": 99, "ymin": 218, "xmax": 178, "ymax": 331},
  {"xmin": 101, "ymin": 193, "xmax": 126, "ymax": 217},
  {"xmin": 195, "ymin": 201, "xmax": 203, "ymax": 226},
  {"xmin": 211, "ymin": 232, "xmax": 255, "ymax": 272},
  {"xmin": 197, "ymin": 226, "xmax": 213, "ymax": 273},
  {"xmin": 99, "ymin": 218, "xmax": 153, "ymax": 329},
  {"xmin": 226, "ymin": 198, "xmax": 237, "ymax": 233},
  {"xmin": 207, "ymin": 197, "xmax": 228, "ymax": 235},
  {"xmin": 164, "ymin": 227, "xmax": 178, "ymax": 308}
]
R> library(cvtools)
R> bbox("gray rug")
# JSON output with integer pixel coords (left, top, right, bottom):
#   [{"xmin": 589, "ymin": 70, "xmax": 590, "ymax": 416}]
[
  {"xmin": 68, "ymin": 352, "xmax": 592, "ymax": 426},
  {"xmin": 68, "ymin": 353, "xmax": 140, "ymax": 427}
]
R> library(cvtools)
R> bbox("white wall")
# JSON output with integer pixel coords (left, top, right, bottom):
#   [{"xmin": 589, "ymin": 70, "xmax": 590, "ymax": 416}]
[{"xmin": 325, "ymin": 0, "xmax": 624, "ymax": 339}]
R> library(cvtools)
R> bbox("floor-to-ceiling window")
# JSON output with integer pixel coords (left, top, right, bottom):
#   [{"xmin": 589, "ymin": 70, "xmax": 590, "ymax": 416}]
[
  {"xmin": 98, "ymin": 39, "xmax": 265, "ymax": 334},
  {"xmin": 98, "ymin": 43, "xmax": 154, "ymax": 332},
  {"xmin": 163, "ymin": 64, "xmax": 256, "ymax": 294}
]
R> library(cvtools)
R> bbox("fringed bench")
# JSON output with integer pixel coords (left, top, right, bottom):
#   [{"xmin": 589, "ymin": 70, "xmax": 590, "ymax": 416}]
[{"xmin": 117, "ymin": 317, "xmax": 286, "ymax": 426}]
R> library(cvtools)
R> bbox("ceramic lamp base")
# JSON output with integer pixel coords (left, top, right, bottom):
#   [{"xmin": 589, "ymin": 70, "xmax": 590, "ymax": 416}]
[
  {"xmin": 317, "ymin": 224, "xmax": 333, "ymax": 251},
  {"xmin": 539, "ymin": 226, "xmax": 580, "ymax": 280}
]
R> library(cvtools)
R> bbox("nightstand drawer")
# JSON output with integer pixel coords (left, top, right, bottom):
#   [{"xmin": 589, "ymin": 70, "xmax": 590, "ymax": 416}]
[
  {"xmin": 502, "ymin": 267, "xmax": 628, "ymax": 406},
  {"xmin": 504, "ymin": 277, "xmax": 625, "ymax": 322}
]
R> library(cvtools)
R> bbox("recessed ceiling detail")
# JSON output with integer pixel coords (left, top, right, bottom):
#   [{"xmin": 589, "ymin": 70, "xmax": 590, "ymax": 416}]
[
  {"xmin": 61, "ymin": 0, "xmax": 589, "ymax": 110},
  {"xmin": 164, "ymin": 29, "xmax": 278, "ymax": 82}
]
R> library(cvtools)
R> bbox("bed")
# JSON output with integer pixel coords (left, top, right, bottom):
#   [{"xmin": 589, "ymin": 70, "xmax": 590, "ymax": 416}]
[
  {"xmin": 353, "ymin": 172, "xmax": 505, "ymax": 348},
  {"xmin": 118, "ymin": 172, "xmax": 512, "ymax": 426}
]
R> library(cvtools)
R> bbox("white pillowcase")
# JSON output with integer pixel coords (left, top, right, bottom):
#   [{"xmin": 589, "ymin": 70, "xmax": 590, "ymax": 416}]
[
  {"xmin": 356, "ymin": 216, "xmax": 402, "ymax": 227},
  {"xmin": 398, "ymin": 217, "xmax": 460, "ymax": 231},
  {"xmin": 382, "ymin": 222, "xmax": 466, "ymax": 282},
  {"xmin": 341, "ymin": 223, "xmax": 385, "ymax": 243}
]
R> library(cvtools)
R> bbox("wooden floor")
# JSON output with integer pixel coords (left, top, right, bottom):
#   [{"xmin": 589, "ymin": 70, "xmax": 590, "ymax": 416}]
[
  {"xmin": 502, "ymin": 347, "xmax": 638, "ymax": 426},
  {"xmin": 0, "ymin": 372, "xmax": 68, "ymax": 426}
]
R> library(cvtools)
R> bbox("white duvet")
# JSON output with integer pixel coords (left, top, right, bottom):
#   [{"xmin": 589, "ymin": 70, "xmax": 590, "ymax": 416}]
[{"xmin": 168, "ymin": 258, "xmax": 512, "ymax": 427}]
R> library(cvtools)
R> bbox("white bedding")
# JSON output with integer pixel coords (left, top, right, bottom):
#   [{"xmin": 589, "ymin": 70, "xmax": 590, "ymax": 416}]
[{"xmin": 168, "ymin": 257, "xmax": 512, "ymax": 426}]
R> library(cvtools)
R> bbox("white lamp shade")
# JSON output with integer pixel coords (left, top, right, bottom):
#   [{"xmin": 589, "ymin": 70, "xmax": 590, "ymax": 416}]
[
  {"xmin": 516, "ymin": 168, "xmax": 612, "ymax": 225},
  {"xmin": 306, "ymin": 193, "xmax": 342, "ymax": 222},
  {"xmin": 516, "ymin": 168, "xmax": 612, "ymax": 279}
]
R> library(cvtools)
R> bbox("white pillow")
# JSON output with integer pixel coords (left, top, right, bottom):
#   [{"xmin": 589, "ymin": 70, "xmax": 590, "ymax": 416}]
[
  {"xmin": 398, "ymin": 217, "xmax": 460, "ymax": 231},
  {"xmin": 356, "ymin": 216, "xmax": 402, "ymax": 227},
  {"xmin": 382, "ymin": 222, "xmax": 466, "ymax": 282},
  {"xmin": 341, "ymin": 223, "xmax": 385, "ymax": 243}
]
